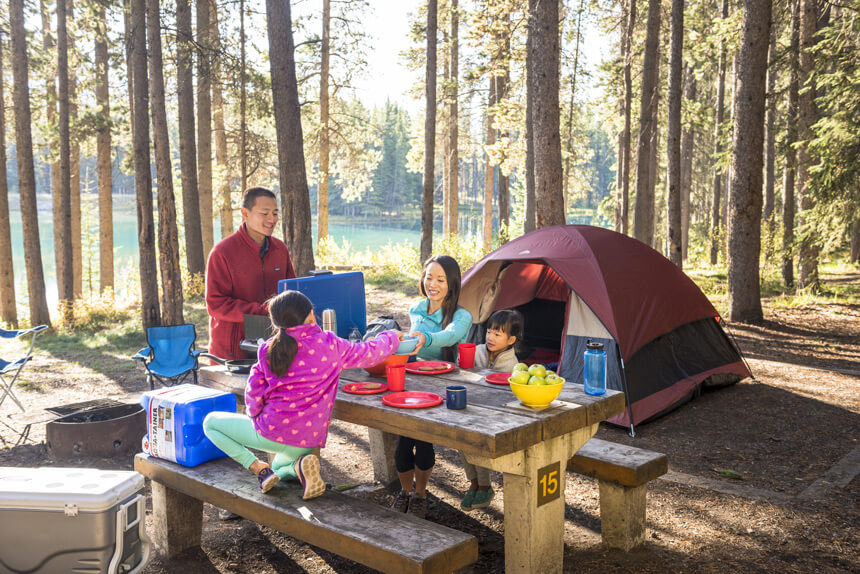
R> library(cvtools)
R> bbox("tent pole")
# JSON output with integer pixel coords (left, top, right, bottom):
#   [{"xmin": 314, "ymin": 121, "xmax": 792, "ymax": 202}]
[
  {"xmin": 616, "ymin": 342, "xmax": 636, "ymax": 437},
  {"xmin": 718, "ymin": 317, "xmax": 756, "ymax": 381}
]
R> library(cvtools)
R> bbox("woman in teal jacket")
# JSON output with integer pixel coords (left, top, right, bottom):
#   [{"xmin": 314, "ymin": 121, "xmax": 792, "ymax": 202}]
[{"xmin": 390, "ymin": 255, "xmax": 472, "ymax": 519}]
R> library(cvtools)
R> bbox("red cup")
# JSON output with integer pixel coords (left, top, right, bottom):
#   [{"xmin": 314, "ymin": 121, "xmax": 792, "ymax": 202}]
[
  {"xmin": 458, "ymin": 343, "xmax": 477, "ymax": 369},
  {"xmin": 386, "ymin": 364, "xmax": 406, "ymax": 392}
]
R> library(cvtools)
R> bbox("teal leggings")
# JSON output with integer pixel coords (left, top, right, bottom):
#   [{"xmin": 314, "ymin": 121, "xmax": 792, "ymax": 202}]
[{"xmin": 202, "ymin": 411, "xmax": 313, "ymax": 480}]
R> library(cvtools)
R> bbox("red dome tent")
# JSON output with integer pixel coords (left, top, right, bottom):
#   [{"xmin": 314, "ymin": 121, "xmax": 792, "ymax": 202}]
[{"xmin": 460, "ymin": 225, "xmax": 750, "ymax": 431}]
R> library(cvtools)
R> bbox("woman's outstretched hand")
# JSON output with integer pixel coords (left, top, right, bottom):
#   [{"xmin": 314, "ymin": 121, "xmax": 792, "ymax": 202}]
[{"xmin": 408, "ymin": 331, "xmax": 426, "ymax": 355}]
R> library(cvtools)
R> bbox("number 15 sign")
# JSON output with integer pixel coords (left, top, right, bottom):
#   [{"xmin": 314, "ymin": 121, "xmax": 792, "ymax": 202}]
[{"xmin": 537, "ymin": 462, "xmax": 561, "ymax": 506}]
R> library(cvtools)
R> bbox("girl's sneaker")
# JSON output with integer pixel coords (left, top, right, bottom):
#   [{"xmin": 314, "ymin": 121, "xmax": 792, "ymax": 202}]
[
  {"xmin": 295, "ymin": 455, "xmax": 326, "ymax": 500},
  {"xmin": 470, "ymin": 487, "xmax": 495, "ymax": 509},
  {"xmin": 390, "ymin": 490, "xmax": 411, "ymax": 513},
  {"xmin": 460, "ymin": 489, "xmax": 477, "ymax": 510},
  {"xmin": 257, "ymin": 467, "xmax": 280, "ymax": 493}
]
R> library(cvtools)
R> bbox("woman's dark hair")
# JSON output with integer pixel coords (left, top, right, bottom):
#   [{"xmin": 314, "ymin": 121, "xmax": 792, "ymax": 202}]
[
  {"xmin": 242, "ymin": 187, "xmax": 277, "ymax": 209},
  {"xmin": 266, "ymin": 290, "xmax": 314, "ymax": 376},
  {"xmin": 419, "ymin": 255, "xmax": 462, "ymax": 361},
  {"xmin": 486, "ymin": 309, "xmax": 524, "ymax": 352}
]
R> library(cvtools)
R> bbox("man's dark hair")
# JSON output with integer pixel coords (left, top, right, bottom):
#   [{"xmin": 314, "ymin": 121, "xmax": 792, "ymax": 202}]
[{"xmin": 242, "ymin": 187, "xmax": 277, "ymax": 209}]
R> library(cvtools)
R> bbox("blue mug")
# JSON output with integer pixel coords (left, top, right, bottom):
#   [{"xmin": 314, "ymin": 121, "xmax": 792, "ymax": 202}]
[{"xmin": 446, "ymin": 385, "xmax": 467, "ymax": 410}]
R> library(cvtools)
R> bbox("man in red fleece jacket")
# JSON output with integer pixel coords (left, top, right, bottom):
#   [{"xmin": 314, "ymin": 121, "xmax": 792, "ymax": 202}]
[{"xmin": 205, "ymin": 187, "xmax": 296, "ymax": 360}]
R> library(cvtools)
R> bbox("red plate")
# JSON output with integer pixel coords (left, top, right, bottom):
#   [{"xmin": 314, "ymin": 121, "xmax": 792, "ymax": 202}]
[
  {"xmin": 342, "ymin": 382, "xmax": 389, "ymax": 395},
  {"xmin": 405, "ymin": 361, "xmax": 455, "ymax": 375},
  {"xmin": 382, "ymin": 391, "xmax": 444, "ymax": 409},
  {"xmin": 485, "ymin": 372, "xmax": 512, "ymax": 385}
]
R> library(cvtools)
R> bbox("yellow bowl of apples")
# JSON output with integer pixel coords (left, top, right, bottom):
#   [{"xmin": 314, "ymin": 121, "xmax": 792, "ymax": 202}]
[{"xmin": 508, "ymin": 363, "xmax": 565, "ymax": 408}]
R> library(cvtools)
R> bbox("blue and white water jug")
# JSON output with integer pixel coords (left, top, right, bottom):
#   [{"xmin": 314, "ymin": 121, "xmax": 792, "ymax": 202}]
[{"xmin": 584, "ymin": 341, "xmax": 607, "ymax": 396}]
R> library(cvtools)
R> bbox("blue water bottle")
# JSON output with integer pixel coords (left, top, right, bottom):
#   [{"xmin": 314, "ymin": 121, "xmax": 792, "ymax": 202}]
[{"xmin": 584, "ymin": 341, "xmax": 606, "ymax": 396}]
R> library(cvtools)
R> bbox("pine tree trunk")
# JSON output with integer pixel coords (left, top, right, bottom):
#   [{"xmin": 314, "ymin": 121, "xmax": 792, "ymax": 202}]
[
  {"xmin": 666, "ymin": 0, "xmax": 684, "ymax": 267},
  {"xmin": 482, "ymin": 77, "xmax": 495, "ymax": 249},
  {"xmin": 266, "ymin": 0, "xmax": 315, "ymax": 275},
  {"xmin": 680, "ymin": 66, "xmax": 696, "ymax": 261},
  {"xmin": 197, "ymin": 0, "xmax": 214, "ymax": 257},
  {"xmin": 529, "ymin": 0, "xmax": 564, "ymax": 229},
  {"xmin": 318, "ymin": 0, "xmax": 330, "ymax": 242},
  {"xmin": 563, "ymin": 0, "xmax": 583, "ymax": 217},
  {"xmin": 633, "ymin": 0, "xmax": 661, "ymax": 244},
  {"xmin": 446, "ymin": 0, "xmax": 459, "ymax": 238},
  {"xmin": 0, "ymin": 36, "xmax": 18, "ymax": 327},
  {"xmin": 148, "ymin": 0, "xmax": 184, "ymax": 324},
  {"xmin": 727, "ymin": 0, "xmax": 770, "ymax": 323},
  {"xmin": 851, "ymin": 219, "xmax": 860, "ymax": 264},
  {"xmin": 131, "ymin": 0, "xmax": 161, "ymax": 329},
  {"xmin": 796, "ymin": 0, "xmax": 818, "ymax": 291},
  {"xmin": 211, "ymin": 0, "xmax": 231, "ymax": 238},
  {"xmin": 68, "ymin": 0, "xmax": 82, "ymax": 300},
  {"xmin": 95, "ymin": 0, "xmax": 114, "ymax": 294},
  {"xmin": 176, "ymin": 0, "xmax": 205, "ymax": 278},
  {"xmin": 782, "ymin": 0, "xmax": 799, "ymax": 288},
  {"xmin": 763, "ymin": 27, "xmax": 777, "ymax": 225},
  {"xmin": 523, "ymin": 6, "xmax": 536, "ymax": 235},
  {"xmin": 711, "ymin": 0, "xmax": 729, "ymax": 264},
  {"xmin": 420, "ymin": 0, "xmax": 437, "ymax": 263},
  {"xmin": 497, "ymin": 23, "xmax": 511, "ymax": 235},
  {"xmin": 57, "ymin": 0, "xmax": 75, "ymax": 318},
  {"xmin": 620, "ymin": 0, "xmax": 635, "ymax": 235},
  {"xmin": 442, "ymin": 27, "xmax": 449, "ymax": 237},
  {"xmin": 11, "ymin": 0, "xmax": 51, "ymax": 327},
  {"xmin": 240, "ymin": 0, "xmax": 247, "ymax": 191},
  {"xmin": 123, "ymin": 0, "xmax": 134, "ymax": 138}
]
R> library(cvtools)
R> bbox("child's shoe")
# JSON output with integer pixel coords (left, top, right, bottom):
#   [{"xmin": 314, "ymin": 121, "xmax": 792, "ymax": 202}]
[
  {"xmin": 407, "ymin": 494, "xmax": 427, "ymax": 519},
  {"xmin": 295, "ymin": 455, "xmax": 326, "ymax": 500},
  {"xmin": 257, "ymin": 466, "xmax": 280, "ymax": 493},
  {"xmin": 390, "ymin": 490, "xmax": 411, "ymax": 513},
  {"xmin": 470, "ymin": 487, "xmax": 495, "ymax": 509},
  {"xmin": 460, "ymin": 489, "xmax": 477, "ymax": 510}
]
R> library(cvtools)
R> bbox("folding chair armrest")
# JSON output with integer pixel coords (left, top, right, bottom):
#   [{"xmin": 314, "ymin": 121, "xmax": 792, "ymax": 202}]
[
  {"xmin": 191, "ymin": 350, "xmax": 202, "ymax": 358},
  {"xmin": 132, "ymin": 347, "xmax": 153, "ymax": 362},
  {"xmin": 23, "ymin": 325, "xmax": 49, "ymax": 335}
]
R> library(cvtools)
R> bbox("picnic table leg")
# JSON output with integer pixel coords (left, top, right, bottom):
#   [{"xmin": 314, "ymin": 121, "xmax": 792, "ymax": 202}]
[
  {"xmin": 150, "ymin": 481, "xmax": 203, "ymax": 558},
  {"xmin": 367, "ymin": 428, "xmax": 399, "ymax": 485},
  {"xmin": 470, "ymin": 424, "xmax": 598, "ymax": 574}
]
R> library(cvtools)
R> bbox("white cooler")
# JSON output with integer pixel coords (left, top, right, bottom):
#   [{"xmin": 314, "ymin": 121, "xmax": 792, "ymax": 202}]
[{"xmin": 0, "ymin": 467, "xmax": 151, "ymax": 574}]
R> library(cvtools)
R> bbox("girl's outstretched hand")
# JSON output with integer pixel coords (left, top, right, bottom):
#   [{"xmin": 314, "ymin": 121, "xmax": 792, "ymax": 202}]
[{"xmin": 409, "ymin": 331, "xmax": 426, "ymax": 355}]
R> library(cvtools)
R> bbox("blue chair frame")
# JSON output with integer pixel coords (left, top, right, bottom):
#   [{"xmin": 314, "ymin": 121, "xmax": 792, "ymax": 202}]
[
  {"xmin": 0, "ymin": 325, "xmax": 49, "ymax": 412},
  {"xmin": 132, "ymin": 324, "xmax": 203, "ymax": 390}
]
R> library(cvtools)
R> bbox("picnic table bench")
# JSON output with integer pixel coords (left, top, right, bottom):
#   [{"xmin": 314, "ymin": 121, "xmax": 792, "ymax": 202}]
[
  {"xmin": 568, "ymin": 438, "xmax": 668, "ymax": 550},
  {"xmin": 135, "ymin": 454, "xmax": 478, "ymax": 573}
]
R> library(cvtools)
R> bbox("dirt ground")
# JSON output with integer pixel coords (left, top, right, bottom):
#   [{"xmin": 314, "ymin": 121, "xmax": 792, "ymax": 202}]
[{"xmin": 1, "ymin": 283, "xmax": 857, "ymax": 573}]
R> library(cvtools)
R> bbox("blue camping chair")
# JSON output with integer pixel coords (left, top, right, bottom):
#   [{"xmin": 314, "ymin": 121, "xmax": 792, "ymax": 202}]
[
  {"xmin": 132, "ymin": 324, "xmax": 203, "ymax": 389},
  {"xmin": 0, "ymin": 325, "xmax": 49, "ymax": 412}
]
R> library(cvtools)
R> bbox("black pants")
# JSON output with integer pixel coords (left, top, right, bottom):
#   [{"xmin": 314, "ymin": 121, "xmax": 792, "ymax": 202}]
[{"xmin": 394, "ymin": 436, "xmax": 435, "ymax": 472}]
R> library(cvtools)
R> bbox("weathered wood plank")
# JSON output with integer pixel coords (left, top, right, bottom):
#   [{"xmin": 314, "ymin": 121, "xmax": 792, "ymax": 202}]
[
  {"xmin": 150, "ymin": 480, "xmax": 203, "ymax": 558},
  {"xmin": 135, "ymin": 454, "xmax": 478, "ymax": 574},
  {"xmin": 568, "ymin": 438, "xmax": 669, "ymax": 487}
]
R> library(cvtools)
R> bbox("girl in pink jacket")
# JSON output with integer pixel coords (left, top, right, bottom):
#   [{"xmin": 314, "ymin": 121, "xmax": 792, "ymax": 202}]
[{"xmin": 204, "ymin": 290, "xmax": 399, "ymax": 499}]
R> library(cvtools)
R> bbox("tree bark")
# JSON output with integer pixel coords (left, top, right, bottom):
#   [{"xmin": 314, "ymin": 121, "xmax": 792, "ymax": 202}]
[
  {"xmin": 420, "ymin": 0, "xmax": 437, "ymax": 263},
  {"xmin": 95, "ymin": 0, "xmax": 114, "ymax": 294},
  {"xmin": 266, "ymin": 0, "xmax": 315, "ymax": 275},
  {"xmin": 58, "ymin": 0, "xmax": 75, "ymax": 318},
  {"xmin": 562, "ymin": 0, "xmax": 584, "ymax": 216},
  {"xmin": 446, "ymin": 0, "xmax": 459, "ymax": 238},
  {"xmin": 633, "ymin": 0, "xmax": 661, "ymax": 244},
  {"xmin": 176, "ymin": 0, "xmax": 205, "ymax": 278},
  {"xmin": 763, "ymin": 25, "xmax": 777, "ymax": 225},
  {"xmin": 727, "ymin": 0, "xmax": 771, "ymax": 323},
  {"xmin": 620, "ymin": 0, "xmax": 635, "ymax": 235},
  {"xmin": 666, "ymin": 0, "xmax": 684, "ymax": 267},
  {"xmin": 796, "ymin": 0, "xmax": 818, "ymax": 291},
  {"xmin": 197, "ymin": 0, "xmax": 214, "ymax": 258},
  {"xmin": 211, "ymin": 0, "xmax": 231, "ymax": 238},
  {"xmin": 496, "ymin": 16, "xmax": 511, "ymax": 236},
  {"xmin": 148, "ymin": 0, "xmax": 184, "ymax": 324},
  {"xmin": 482, "ymin": 76, "xmax": 495, "ymax": 249},
  {"xmin": 68, "ymin": 0, "xmax": 82, "ymax": 300},
  {"xmin": 529, "ymin": 0, "xmax": 564, "ymax": 229},
  {"xmin": 0, "ymin": 35, "xmax": 17, "ymax": 327},
  {"xmin": 131, "ymin": 0, "xmax": 161, "ymax": 329},
  {"xmin": 240, "ymin": 0, "xmax": 247, "ymax": 191},
  {"xmin": 711, "ymin": 0, "xmax": 729, "ymax": 264},
  {"xmin": 782, "ymin": 0, "xmax": 799, "ymax": 288},
  {"xmin": 318, "ymin": 0, "xmax": 331, "ymax": 242},
  {"xmin": 11, "ymin": 0, "xmax": 51, "ymax": 327},
  {"xmin": 851, "ymin": 220, "xmax": 860, "ymax": 264},
  {"xmin": 680, "ymin": 66, "xmax": 696, "ymax": 260}
]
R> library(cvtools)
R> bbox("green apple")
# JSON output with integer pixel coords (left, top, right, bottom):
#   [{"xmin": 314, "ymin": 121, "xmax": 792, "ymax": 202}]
[
  {"xmin": 545, "ymin": 374, "xmax": 563, "ymax": 385},
  {"xmin": 546, "ymin": 370, "xmax": 556, "ymax": 377},
  {"xmin": 510, "ymin": 371, "xmax": 531, "ymax": 385},
  {"xmin": 528, "ymin": 375, "xmax": 545, "ymax": 386},
  {"xmin": 513, "ymin": 363, "xmax": 529, "ymax": 372},
  {"xmin": 528, "ymin": 364, "xmax": 547, "ymax": 378}
]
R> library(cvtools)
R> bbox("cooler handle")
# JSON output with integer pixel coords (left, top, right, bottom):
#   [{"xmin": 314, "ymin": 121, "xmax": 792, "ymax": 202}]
[{"xmin": 108, "ymin": 494, "xmax": 152, "ymax": 574}]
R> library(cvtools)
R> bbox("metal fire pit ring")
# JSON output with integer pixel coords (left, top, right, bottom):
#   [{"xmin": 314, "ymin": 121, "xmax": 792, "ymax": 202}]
[{"xmin": 46, "ymin": 403, "xmax": 146, "ymax": 460}]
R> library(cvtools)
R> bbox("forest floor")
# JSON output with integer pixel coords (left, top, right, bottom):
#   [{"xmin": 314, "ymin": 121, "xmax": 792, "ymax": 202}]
[{"xmin": 0, "ymin": 269, "xmax": 857, "ymax": 573}]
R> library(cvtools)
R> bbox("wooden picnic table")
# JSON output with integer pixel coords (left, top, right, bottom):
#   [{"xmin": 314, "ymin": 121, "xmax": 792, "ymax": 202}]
[{"xmin": 198, "ymin": 364, "xmax": 624, "ymax": 573}]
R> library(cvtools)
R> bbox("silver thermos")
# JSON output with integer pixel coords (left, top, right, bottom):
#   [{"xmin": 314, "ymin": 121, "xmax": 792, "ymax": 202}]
[{"xmin": 321, "ymin": 309, "xmax": 337, "ymax": 333}]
